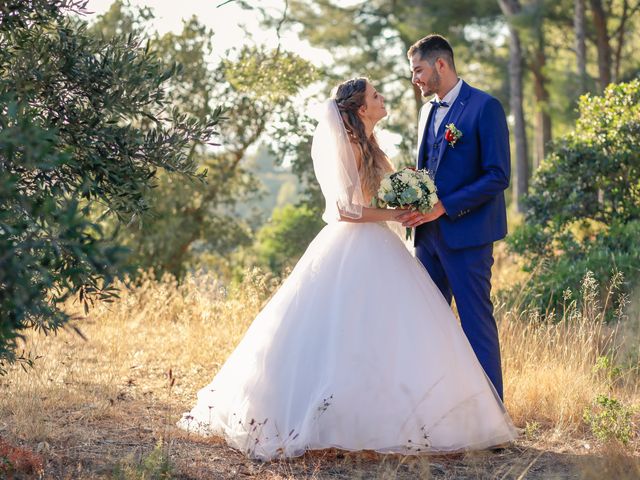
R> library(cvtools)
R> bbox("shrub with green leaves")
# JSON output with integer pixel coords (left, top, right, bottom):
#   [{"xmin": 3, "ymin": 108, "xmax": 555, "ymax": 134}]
[
  {"xmin": 253, "ymin": 203, "xmax": 325, "ymax": 276},
  {"xmin": 0, "ymin": 0, "xmax": 220, "ymax": 371},
  {"xmin": 583, "ymin": 394, "xmax": 635, "ymax": 445},
  {"xmin": 508, "ymin": 80, "xmax": 640, "ymax": 314},
  {"xmin": 112, "ymin": 439, "xmax": 172, "ymax": 480}
]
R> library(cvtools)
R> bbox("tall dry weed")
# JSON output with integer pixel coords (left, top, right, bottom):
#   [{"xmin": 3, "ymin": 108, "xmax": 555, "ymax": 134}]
[
  {"xmin": 0, "ymin": 268, "xmax": 278, "ymax": 445},
  {"xmin": 0, "ymin": 262, "xmax": 637, "ymax": 477},
  {"xmin": 499, "ymin": 271, "xmax": 639, "ymax": 449}
]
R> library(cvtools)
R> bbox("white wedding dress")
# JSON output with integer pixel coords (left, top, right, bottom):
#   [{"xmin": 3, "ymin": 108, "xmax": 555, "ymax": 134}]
[{"xmin": 177, "ymin": 101, "xmax": 517, "ymax": 460}]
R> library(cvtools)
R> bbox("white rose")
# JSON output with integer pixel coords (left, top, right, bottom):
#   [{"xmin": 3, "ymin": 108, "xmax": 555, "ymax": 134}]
[
  {"xmin": 380, "ymin": 178, "xmax": 392, "ymax": 191},
  {"xmin": 428, "ymin": 193, "xmax": 438, "ymax": 205}
]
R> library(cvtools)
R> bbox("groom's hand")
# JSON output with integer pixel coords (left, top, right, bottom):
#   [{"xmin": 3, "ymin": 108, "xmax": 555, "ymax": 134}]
[{"xmin": 398, "ymin": 201, "xmax": 446, "ymax": 228}]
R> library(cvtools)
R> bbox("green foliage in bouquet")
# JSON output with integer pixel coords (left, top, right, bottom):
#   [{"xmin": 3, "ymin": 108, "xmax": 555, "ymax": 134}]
[
  {"xmin": 373, "ymin": 167, "xmax": 438, "ymax": 240},
  {"xmin": 0, "ymin": 0, "xmax": 220, "ymax": 372},
  {"xmin": 373, "ymin": 168, "xmax": 438, "ymax": 213},
  {"xmin": 507, "ymin": 80, "xmax": 640, "ymax": 315}
]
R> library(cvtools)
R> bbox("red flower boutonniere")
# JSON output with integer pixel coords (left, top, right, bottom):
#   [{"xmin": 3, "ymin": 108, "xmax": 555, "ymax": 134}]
[{"xmin": 444, "ymin": 123, "xmax": 463, "ymax": 147}]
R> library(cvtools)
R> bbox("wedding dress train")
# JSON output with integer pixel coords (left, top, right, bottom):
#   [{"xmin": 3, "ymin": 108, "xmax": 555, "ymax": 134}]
[{"xmin": 177, "ymin": 220, "xmax": 517, "ymax": 460}]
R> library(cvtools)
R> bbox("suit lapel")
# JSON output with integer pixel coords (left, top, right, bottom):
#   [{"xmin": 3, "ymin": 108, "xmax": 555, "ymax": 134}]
[
  {"xmin": 416, "ymin": 103, "xmax": 435, "ymax": 168},
  {"xmin": 434, "ymin": 81, "xmax": 471, "ymax": 171}
]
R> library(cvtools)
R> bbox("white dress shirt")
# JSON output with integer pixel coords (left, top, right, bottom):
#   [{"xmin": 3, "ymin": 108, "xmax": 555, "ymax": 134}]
[{"xmin": 432, "ymin": 78, "xmax": 463, "ymax": 133}]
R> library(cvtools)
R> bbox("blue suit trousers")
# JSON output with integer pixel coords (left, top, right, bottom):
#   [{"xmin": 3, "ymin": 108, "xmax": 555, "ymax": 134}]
[{"xmin": 415, "ymin": 223, "xmax": 503, "ymax": 400}]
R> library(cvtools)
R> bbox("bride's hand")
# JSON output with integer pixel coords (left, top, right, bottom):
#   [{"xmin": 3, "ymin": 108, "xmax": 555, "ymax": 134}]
[
  {"xmin": 397, "ymin": 202, "xmax": 446, "ymax": 227},
  {"xmin": 388, "ymin": 207, "xmax": 411, "ymax": 222}
]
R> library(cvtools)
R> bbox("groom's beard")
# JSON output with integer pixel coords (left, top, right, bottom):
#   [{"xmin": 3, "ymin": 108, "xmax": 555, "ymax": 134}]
[{"xmin": 422, "ymin": 70, "xmax": 441, "ymax": 98}]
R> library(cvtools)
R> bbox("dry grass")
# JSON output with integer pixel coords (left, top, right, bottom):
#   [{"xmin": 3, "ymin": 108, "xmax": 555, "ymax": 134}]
[
  {"xmin": 500, "ymin": 289, "xmax": 638, "ymax": 445},
  {"xmin": 0, "ymin": 254, "xmax": 639, "ymax": 478},
  {"xmin": 492, "ymin": 242, "xmax": 639, "ymax": 450}
]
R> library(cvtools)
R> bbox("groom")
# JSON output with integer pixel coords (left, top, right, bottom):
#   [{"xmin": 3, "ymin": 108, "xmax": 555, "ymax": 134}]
[{"xmin": 399, "ymin": 34, "xmax": 510, "ymax": 400}]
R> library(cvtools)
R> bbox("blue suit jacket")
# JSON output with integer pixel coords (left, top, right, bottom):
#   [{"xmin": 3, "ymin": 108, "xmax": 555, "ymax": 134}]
[{"xmin": 415, "ymin": 81, "xmax": 510, "ymax": 249}]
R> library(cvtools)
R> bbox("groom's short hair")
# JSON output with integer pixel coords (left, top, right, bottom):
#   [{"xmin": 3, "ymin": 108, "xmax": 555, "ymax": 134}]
[{"xmin": 407, "ymin": 34, "xmax": 456, "ymax": 71}]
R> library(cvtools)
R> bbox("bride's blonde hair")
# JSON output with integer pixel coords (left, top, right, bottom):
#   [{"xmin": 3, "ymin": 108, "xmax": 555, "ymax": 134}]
[{"xmin": 334, "ymin": 77, "xmax": 394, "ymax": 199}]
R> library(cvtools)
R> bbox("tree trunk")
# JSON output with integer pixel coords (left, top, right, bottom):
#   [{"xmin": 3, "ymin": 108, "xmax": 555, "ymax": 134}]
[
  {"xmin": 498, "ymin": 0, "xmax": 529, "ymax": 212},
  {"xmin": 613, "ymin": 0, "xmax": 630, "ymax": 83},
  {"xmin": 509, "ymin": 27, "xmax": 529, "ymax": 212},
  {"xmin": 589, "ymin": 0, "xmax": 612, "ymax": 90},
  {"xmin": 574, "ymin": 0, "xmax": 588, "ymax": 92},
  {"xmin": 531, "ymin": 26, "xmax": 551, "ymax": 169}
]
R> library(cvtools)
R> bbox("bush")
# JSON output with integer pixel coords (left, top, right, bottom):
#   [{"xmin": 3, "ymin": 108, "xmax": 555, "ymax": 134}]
[
  {"xmin": 583, "ymin": 394, "xmax": 635, "ymax": 445},
  {"xmin": 253, "ymin": 204, "xmax": 325, "ymax": 275},
  {"xmin": 112, "ymin": 439, "xmax": 173, "ymax": 480},
  {"xmin": 508, "ymin": 80, "xmax": 640, "ymax": 314},
  {"xmin": 507, "ymin": 221, "xmax": 640, "ymax": 315}
]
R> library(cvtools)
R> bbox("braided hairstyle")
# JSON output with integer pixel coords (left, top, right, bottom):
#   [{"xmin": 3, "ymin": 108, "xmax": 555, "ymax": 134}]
[{"xmin": 333, "ymin": 77, "xmax": 394, "ymax": 200}]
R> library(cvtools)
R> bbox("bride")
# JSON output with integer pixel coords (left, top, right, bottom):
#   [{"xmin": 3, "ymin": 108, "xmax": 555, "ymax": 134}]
[{"xmin": 177, "ymin": 77, "xmax": 517, "ymax": 460}]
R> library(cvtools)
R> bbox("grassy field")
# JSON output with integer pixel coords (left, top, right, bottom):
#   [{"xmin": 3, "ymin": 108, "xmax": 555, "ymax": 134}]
[{"xmin": 1, "ymin": 243, "xmax": 639, "ymax": 479}]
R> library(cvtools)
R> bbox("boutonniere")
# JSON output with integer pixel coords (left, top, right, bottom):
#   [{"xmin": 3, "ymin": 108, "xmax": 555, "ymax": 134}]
[{"xmin": 444, "ymin": 123, "xmax": 463, "ymax": 147}]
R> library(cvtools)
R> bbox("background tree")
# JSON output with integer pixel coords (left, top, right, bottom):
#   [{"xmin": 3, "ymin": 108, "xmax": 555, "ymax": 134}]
[
  {"xmin": 260, "ymin": 0, "xmax": 507, "ymax": 156},
  {"xmin": 0, "ymin": 0, "xmax": 219, "ymax": 371},
  {"xmin": 88, "ymin": 1, "xmax": 318, "ymax": 279},
  {"xmin": 588, "ymin": 0, "xmax": 640, "ymax": 88},
  {"xmin": 251, "ymin": 0, "xmax": 540, "ymax": 209},
  {"xmin": 575, "ymin": 0, "xmax": 588, "ymax": 93},
  {"xmin": 256, "ymin": 0, "xmax": 640, "ymax": 213},
  {"xmin": 499, "ymin": 0, "xmax": 530, "ymax": 212},
  {"xmin": 529, "ymin": 0, "xmax": 552, "ymax": 168}
]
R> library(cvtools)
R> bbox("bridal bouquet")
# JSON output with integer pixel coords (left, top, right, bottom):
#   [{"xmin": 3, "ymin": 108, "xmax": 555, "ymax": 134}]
[{"xmin": 372, "ymin": 167, "xmax": 438, "ymax": 240}]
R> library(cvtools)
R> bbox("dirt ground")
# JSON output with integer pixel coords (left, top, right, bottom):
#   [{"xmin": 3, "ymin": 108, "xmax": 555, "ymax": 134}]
[{"xmin": 3, "ymin": 395, "xmax": 636, "ymax": 480}]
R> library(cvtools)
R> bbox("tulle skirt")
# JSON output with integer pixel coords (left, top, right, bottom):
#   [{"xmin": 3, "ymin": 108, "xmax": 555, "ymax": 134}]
[{"xmin": 178, "ymin": 221, "xmax": 516, "ymax": 460}]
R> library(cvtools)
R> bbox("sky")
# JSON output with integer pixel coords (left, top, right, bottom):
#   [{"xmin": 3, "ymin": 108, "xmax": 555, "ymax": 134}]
[
  {"xmin": 83, "ymin": 0, "xmax": 401, "ymax": 157},
  {"xmin": 84, "ymin": 0, "xmax": 332, "ymax": 63}
]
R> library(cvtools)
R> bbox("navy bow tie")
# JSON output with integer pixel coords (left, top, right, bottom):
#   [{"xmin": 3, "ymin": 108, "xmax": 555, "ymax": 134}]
[{"xmin": 430, "ymin": 100, "xmax": 449, "ymax": 108}]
